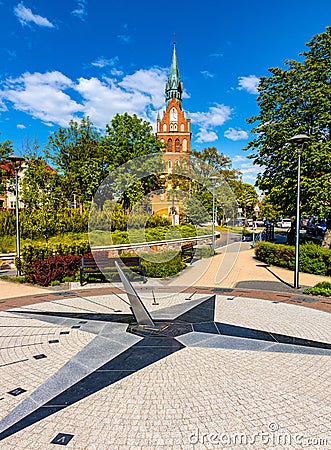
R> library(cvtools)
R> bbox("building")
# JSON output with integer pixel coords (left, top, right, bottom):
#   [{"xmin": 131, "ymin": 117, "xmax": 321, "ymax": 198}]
[{"xmin": 152, "ymin": 43, "xmax": 191, "ymax": 222}]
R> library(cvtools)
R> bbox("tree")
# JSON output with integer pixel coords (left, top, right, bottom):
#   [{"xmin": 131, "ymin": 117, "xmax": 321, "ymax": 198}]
[
  {"xmin": 20, "ymin": 156, "xmax": 64, "ymax": 210},
  {"xmin": 246, "ymin": 27, "xmax": 331, "ymax": 221},
  {"xmin": 45, "ymin": 117, "xmax": 102, "ymax": 212},
  {"xmin": 0, "ymin": 137, "xmax": 13, "ymax": 196},
  {"xmin": 100, "ymin": 113, "xmax": 164, "ymax": 211},
  {"xmin": 233, "ymin": 182, "xmax": 259, "ymax": 220}
]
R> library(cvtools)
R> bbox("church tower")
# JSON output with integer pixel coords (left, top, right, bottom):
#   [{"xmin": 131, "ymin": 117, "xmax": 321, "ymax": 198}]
[
  {"xmin": 153, "ymin": 43, "xmax": 191, "ymax": 221},
  {"xmin": 156, "ymin": 42, "xmax": 191, "ymax": 171}
]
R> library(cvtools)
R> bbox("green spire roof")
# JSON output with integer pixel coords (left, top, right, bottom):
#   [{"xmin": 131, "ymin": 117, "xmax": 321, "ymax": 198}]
[{"xmin": 165, "ymin": 43, "xmax": 182, "ymax": 108}]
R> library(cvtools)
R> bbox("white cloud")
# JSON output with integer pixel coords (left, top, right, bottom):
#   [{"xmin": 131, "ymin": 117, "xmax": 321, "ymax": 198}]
[
  {"xmin": 200, "ymin": 70, "xmax": 215, "ymax": 79},
  {"xmin": 191, "ymin": 104, "xmax": 231, "ymax": 128},
  {"xmin": 195, "ymin": 129, "xmax": 218, "ymax": 143},
  {"xmin": 72, "ymin": 0, "xmax": 87, "ymax": 20},
  {"xmin": 190, "ymin": 104, "xmax": 231, "ymax": 144},
  {"xmin": 119, "ymin": 68, "xmax": 167, "ymax": 109},
  {"xmin": 1, "ymin": 71, "xmax": 83, "ymax": 126},
  {"xmin": 233, "ymin": 158, "xmax": 263, "ymax": 184},
  {"xmin": 17, "ymin": 123, "xmax": 26, "ymax": 129},
  {"xmin": 14, "ymin": 3, "xmax": 54, "ymax": 28},
  {"xmin": 238, "ymin": 75, "xmax": 260, "ymax": 94},
  {"xmin": 117, "ymin": 34, "xmax": 131, "ymax": 44},
  {"xmin": 91, "ymin": 56, "xmax": 119, "ymax": 68},
  {"xmin": 75, "ymin": 77, "xmax": 150, "ymax": 128},
  {"xmin": 224, "ymin": 127, "xmax": 249, "ymax": 141}
]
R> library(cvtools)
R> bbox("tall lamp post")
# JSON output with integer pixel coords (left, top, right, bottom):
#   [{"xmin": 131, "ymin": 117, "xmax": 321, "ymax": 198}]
[
  {"xmin": 8, "ymin": 155, "xmax": 25, "ymax": 277},
  {"xmin": 287, "ymin": 134, "xmax": 310, "ymax": 289},
  {"xmin": 210, "ymin": 176, "xmax": 219, "ymax": 252}
]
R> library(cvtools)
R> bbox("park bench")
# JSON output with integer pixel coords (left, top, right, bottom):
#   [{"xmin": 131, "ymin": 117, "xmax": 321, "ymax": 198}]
[
  {"xmin": 181, "ymin": 242, "xmax": 196, "ymax": 264},
  {"xmin": 80, "ymin": 255, "xmax": 146, "ymax": 285}
]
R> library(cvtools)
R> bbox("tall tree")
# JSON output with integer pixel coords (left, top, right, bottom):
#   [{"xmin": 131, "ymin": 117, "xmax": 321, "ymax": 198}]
[
  {"xmin": 45, "ymin": 117, "xmax": 101, "ymax": 212},
  {"xmin": 246, "ymin": 27, "xmax": 331, "ymax": 220}
]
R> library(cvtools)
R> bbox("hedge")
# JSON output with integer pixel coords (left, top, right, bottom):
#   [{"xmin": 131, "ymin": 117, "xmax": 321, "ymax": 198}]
[
  {"xmin": 28, "ymin": 255, "xmax": 81, "ymax": 286},
  {"xmin": 255, "ymin": 241, "xmax": 331, "ymax": 276},
  {"xmin": 304, "ymin": 282, "xmax": 331, "ymax": 297},
  {"xmin": 18, "ymin": 240, "xmax": 90, "ymax": 275}
]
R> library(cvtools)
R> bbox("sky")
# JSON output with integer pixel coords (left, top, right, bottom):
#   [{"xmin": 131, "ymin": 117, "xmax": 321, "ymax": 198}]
[{"xmin": 0, "ymin": 0, "xmax": 330, "ymax": 185}]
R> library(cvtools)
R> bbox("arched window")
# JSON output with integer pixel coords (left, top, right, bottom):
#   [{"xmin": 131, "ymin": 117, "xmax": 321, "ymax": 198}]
[
  {"xmin": 180, "ymin": 124, "xmax": 184, "ymax": 131},
  {"xmin": 182, "ymin": 139, "xmax": 187, "ymax": 152},
  {"xmin": 170, "ymin": 123, "xmax": 173, "ymax": 131},
  {"xmin": 175, "ymin": 159, "xmax": 180, "ymax": 167},
  {"xmin": 174, "ymin": 124, "xmax": 177, "ymax": 131},
  {"xmin": 168, "ymin": 160, "xmax": 172, "ymax": 174},
  {"xmin": 175, "ymin": 138, "xmax": 180, "ymax": 152},
  {"xmin": 168, "ymin": 139, "xmax": 172, "ymax": 152},
  {"xmin": 163, "ymin": 124, "xmax": 167, "ymax": 132}
]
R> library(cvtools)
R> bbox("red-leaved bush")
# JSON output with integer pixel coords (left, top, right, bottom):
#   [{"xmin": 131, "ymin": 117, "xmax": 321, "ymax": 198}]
[{"xmin": 28, "ymin": 255, "xmax": 81, "ymax": 286}]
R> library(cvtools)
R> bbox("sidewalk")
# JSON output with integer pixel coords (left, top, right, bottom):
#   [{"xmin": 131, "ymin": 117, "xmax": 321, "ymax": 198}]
[{"xmin": 168, "ymin": 241, "xmax": 331, "ymax": 291}]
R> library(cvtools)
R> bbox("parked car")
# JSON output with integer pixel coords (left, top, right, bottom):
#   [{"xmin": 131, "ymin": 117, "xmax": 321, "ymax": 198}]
[
  {"xmin": 315, "ymin": 219, "xmax": 328, "ymax": 236},
  {"xmin": 306, "ymin": 217, "xmax": 328, "ymax": 236},
  {"xmin": 276, "ymin": 218, "xmax": 292, "ymax": 229},
  {"xmin": 300, "ymin": 215, "xmax": 310, "ymax": 229}
]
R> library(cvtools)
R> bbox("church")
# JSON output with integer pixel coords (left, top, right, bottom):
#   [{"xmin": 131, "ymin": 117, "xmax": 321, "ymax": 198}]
[{"xmin": 152, "ymin": 43, "xmax": 191, "ymax": 222}]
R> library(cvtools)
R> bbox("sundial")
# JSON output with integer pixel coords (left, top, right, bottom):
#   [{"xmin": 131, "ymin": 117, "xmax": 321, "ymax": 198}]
[{"xmin": 0, "ymin": 262, "xmax": 330, "ymax": 442}]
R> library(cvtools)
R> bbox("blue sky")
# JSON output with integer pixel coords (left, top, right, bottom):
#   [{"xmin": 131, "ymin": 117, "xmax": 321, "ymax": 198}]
[{"xmin": 0, "ymin": 0, "xmax": 330, "ymax": 184}]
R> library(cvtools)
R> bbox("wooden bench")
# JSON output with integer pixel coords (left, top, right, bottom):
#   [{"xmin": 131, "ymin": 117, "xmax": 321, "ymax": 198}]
[
  {"xmin": 80, "ymin": 255, "xmax": 146, "ymax": 285},
  {"xmin": 181, "ymin": 242, "xmax": 195, "ymax": 264}
]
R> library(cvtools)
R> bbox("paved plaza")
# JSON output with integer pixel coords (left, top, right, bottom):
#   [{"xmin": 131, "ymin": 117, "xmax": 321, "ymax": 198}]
[{"xmin": 0, "ymin": 243, "xmax": 330, "ymax": 449}]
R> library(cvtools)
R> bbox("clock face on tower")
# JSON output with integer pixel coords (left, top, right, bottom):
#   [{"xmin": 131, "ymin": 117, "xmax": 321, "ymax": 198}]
[{"xmin": 170, "ymin": 107, "xmax": 178, "ymax": 122}]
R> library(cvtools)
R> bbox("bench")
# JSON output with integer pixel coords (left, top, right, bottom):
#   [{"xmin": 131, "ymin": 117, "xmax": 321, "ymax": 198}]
[
  {"xmin": 181, "ymin": 242, "xmax": 195, "ymax": 264},
  {"xmin": 80, "ymin": 255, "xmax": 146, "ymax": 285}
]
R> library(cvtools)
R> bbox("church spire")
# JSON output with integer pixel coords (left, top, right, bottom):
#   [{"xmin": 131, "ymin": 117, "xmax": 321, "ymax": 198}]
[{"xmin": 165, "ymin": 42, "xmax": 182, "ymax": 108}]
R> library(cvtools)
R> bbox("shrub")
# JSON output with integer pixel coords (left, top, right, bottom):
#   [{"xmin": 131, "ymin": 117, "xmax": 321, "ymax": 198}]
[
  {"xmin": 304, "ymin": 282, "xmax": 331, "ymax": 297},
  {"xmin": 255, "ymin": 241, "xmax": 331, "ymax": 276},
  {"xmin": 140, "ymin": 251, "xmax": 186, "ymax": 278},
  {"xmin": 28, "ymin": 255, "xmax": 81, "ymax": 286},
  {"xmin": 19, "ymin": 240, "xmax": 90, "ymax": 275},
  {"xmin": 0, "ymin": 211, "xmax": 16, "ymax": 236}
]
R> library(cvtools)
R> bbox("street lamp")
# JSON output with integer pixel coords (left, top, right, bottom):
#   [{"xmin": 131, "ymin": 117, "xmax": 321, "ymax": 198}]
[
  {"xmin": 287, "ymin": 134, "xmax": 310, "ymax": 289},
  {"xmin": 7, "ymin": 155, "xmax": 25, "ymax": 276},
  {"xmin": 210, "ymin": 176, "xmax": 219, "ymax": 252}
]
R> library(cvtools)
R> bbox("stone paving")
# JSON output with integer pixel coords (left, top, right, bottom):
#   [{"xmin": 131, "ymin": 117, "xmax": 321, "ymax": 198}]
[{"xmin": 0, "ymin": 244, "xmax": 330, "ymax": 449}]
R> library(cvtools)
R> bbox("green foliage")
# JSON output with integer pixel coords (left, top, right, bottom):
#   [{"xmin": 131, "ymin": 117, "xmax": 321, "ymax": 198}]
[
  {"xmin": 45, "ymin": 117, "xmax": 102, "ymax": 209},
  {"xmin": 141, "ymin": 251, "xmax": 186, "ymax": 278},
  {"xmin": 20, "ymin": 157, "xmax": 65, "ymax": 210},
  {"xmin": 246, "ymin": 27, "xmax": 331, "ymax": 219},
  {"xmin": 0, "ymin": 210, "xmax": 16, "ymax": 236},
  {"xmin": 304, "ymin": 282, "xmax": 331, "ymax": 297},
  {"xmin": 19, "ymin": 240, "xmax": 90, "ymax": 275},
  {"xmin": 255, "ymin": 241, "xmax": 331, "ymax": 276}
]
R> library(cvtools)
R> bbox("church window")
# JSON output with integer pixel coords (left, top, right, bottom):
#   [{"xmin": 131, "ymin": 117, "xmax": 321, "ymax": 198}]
[
  {"xmin": 168, "ymin": 139, "xmax": 173, "ymax": 152},
  {"xmin": 175, "ymin": 138, "xmax": 180, "ymax": 152},
  {"xmin": 182, "ymin": 139, "xmax": 187, "ymax": 152},
  {"xmin": 181, "ymin": 124, "xmax": 184, "ymax": 131},
  {"xmin": 163, "ymin": 124, "xmax": 167, "ymax": 132}
]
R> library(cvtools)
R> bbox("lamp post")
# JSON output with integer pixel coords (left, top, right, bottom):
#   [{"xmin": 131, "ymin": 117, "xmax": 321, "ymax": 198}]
[
  {"xmin": 8, "ymin": 155, "xmax": 25, "ymax": 276},
  {"xmin": 210, "ymin": 176, "xmax": 219, "ymax": 252},
  {"xmin": 287, "ymin": 134, "xmax": 310, "ymax": 289}
]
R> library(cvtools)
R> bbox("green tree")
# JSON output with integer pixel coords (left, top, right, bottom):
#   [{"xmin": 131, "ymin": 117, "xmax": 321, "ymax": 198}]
[
  {"xmin": 45, "ymin": 117, "xmax": 102, "ymax": 212},
  {"xmin": 20, "ymin": 156, "xmax": 65, "ymax": 210},
  {"xmin": 233, "ymin": 182, "xmax": 259, "ymax": 220},
  {"xmin": 0, "ymin": 137, "xmax": 13, "ymax": 196},
  {"xmin": 101, "ymin": 113, "xmax": 164, "ymax": 211},
  {"xmin": 246, "ymin": 27, "xmax": 331, "ymax": 220}
]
